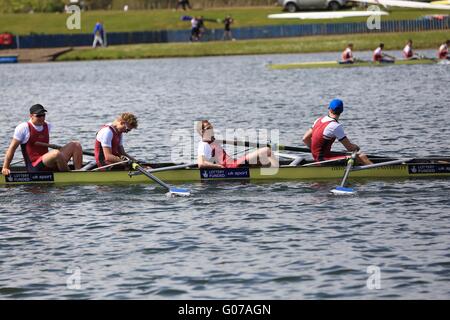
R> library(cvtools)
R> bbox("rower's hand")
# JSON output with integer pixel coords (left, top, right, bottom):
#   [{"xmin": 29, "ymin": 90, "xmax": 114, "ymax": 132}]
[
  {"xmin": 352, "ymin": 145, "xmax": 360, "ymax": 152},
  {"xmin": 2, "ymin": 168, "xmax": 10, "ymax": 176}
]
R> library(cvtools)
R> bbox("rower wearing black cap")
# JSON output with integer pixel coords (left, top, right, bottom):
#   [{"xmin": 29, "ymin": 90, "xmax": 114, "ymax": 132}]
[{"xmin": 1, "ymin": 104, "xmax": 83, "ymax": 175}]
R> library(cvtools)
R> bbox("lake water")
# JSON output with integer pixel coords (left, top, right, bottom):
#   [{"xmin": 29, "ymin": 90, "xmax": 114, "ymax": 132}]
[{"xmin": 1, "ymin": 51, "xmax": 450, "ymax": 299}]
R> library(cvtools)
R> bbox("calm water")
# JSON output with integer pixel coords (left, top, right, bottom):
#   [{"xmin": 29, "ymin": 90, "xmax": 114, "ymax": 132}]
[{"xmin": 1, "ymin": 51, "xmax": 450, "ymax": 299}]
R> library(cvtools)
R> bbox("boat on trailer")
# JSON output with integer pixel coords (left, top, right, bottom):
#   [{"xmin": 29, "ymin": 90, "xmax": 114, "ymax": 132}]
[
  {"xmin": 268, "ymin": 59, "xmax": 441, "ymax": 70},
  {"xmin": 1, "ymin": 157, "xmax": 450, "ymax": 185}
]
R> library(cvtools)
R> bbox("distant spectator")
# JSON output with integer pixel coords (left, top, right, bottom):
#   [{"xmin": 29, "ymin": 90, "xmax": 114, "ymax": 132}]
[
  {"xmin": 190, "ymin": 16, "xmax": 199, "ymax": 42},
  {"xmin": 176, "ymin": 0, "xmax": 192, "ymax": 11},
  {"xmin": 197, "ymin": 16, "xmax": 205, "ymax": 40},
  {"xmin": 92, "ymin": 21, "xmax": 105, "ymax": 48},
  {"xmin": 223, "ymin": 15, "xmax": 234, "ymax": 41}
]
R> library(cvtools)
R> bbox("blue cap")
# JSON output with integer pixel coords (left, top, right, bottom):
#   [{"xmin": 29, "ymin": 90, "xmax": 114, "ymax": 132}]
[{"xmin": 328, "ymin": 99, "xmax": 344, "ymax": 114}]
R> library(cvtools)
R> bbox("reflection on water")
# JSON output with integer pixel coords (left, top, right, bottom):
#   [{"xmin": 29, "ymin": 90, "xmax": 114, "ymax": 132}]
[{"xmin": 1, "ymin": 53, "xmax": 450, "ymax": 299}]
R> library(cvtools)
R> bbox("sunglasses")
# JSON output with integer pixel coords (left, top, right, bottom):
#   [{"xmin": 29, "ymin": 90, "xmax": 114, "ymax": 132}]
[
  {"xmin": 34, "ymin": 114, "xmax": 46, "ymax": 118},
  {"xmin": 124, "ymin": 122, "xmax": 132, "ymax": 133}
]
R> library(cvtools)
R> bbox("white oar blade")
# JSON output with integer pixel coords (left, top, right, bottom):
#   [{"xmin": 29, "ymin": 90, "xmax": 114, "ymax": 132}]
[
  {"xmin": 167, "ymin": 187, "xmax": 191, "ymax": 197},
  {"xmin": 330, "ymin": 186, "xmax": 357, "ymax": 195}
]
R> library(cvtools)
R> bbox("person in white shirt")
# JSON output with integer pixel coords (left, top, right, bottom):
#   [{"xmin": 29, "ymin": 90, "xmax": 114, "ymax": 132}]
[
  {"xmin": 94, "ymin": 112, "xmax": 139, "ymax": 169},
  {"xmin": 402, "ymin": 39, "xmax": 420, "ymax": 60},
  {"xmin": 438, "ymin": 40, "xmax": 450, "ymax": 60},
  {"xmin": 2, "ymin": 104, "xmax": 83, "ymax": 175},
  {"xmin": 340, "ymin": 43, "xmax": 354, "ymax": 64},
  {"xmin": 373, "ymin": 43, "xmax": 395, "ymax": 63},
  {"xmin": 302, "ymin": 99, "xmax": 372, "ymax": 165},
  {"xmin": 196, "ymin": 120, "xmax": 278, "ymax": 169}
]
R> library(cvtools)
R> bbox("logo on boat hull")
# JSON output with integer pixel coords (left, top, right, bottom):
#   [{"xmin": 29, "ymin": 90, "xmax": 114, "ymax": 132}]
[
  {"xmin": 408, "ymin": 164, "xmax": 450, "ymax": 174},
  {"xmin": 200, "ymin": 168, "xmax": 250, "ymax": 180},
  {"xmin": 5, "ymin": 172, "xmax": 54, "ymax": 183}
]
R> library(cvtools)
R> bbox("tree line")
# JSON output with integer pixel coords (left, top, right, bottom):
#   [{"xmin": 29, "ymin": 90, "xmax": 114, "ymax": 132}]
[{"xmin": 0, "ymin": 0, "xmax": 276, "ymax": 13}]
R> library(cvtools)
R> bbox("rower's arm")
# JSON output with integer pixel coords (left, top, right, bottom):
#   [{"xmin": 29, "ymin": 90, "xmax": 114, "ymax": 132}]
[
  {"xmin": 197, "ymin": 155, "xmax": 224, "ymax": 169},
  {"xmin": 340, "ymin": 137, "xmax": 359, "ymax": 152},
  {"xmin": 2, "ymin": 138, "xmax": 21, "ymax": 175},
  {"xmin": 102, "ymin": 146, "xmax": 123, "ymax": 163},
  {"xmin": 118, "ymin": 145, "xmax": 138, "ymax": 162},
  {"xmin": 302, "ymin": 128, "xmax": 313, "ymax": 149}
]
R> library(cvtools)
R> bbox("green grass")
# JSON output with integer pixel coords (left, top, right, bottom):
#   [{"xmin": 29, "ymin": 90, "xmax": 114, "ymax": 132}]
[
  {"xmin": 57, "ymin": 30, "xmax": 449, "ymax": 61},
  {"xmin": 0, "ymin": 7, "xmax": 448, "ymax": 35}
]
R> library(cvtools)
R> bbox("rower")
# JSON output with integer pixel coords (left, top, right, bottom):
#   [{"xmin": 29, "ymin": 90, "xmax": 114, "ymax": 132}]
[
  {"xmin": 438, "ymin": 40, "xmax": 450, "ymax": 60},
  {"xmin": 1, "ymin": 104, "xmax": 83, "ymax": 176},
  {"xmin": 340, "ymin": 43, "xmax": 354, "ymax": 64},
  {"xmin": 302, "ymin": 99, "xmax": 372, "ymax": 165},
  {"xmin": 373, "ymin": 43, "xmax": 395, "ymax": 63},
  {"xmin": 196, "ymin": 120, "xmax": 278, "ymax": 169},
  {"xmin": 94, "ymin": 112, "xmax": 138, "ymax": 169},
  {"xmin": 403, "ymin": 39, "xmax": 419, "ymax": 60}
]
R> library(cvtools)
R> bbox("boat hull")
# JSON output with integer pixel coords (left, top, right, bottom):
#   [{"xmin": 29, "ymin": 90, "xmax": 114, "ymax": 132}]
[
  {"xmin": 268, "ymin": 59, "xmax": 437, "ymax": 70},
  {"xmin": 2, "ymin": 162, "xmax": 450, "ymax": 185},
  {"xmin": 0, "ymin": 55, "xmax": 18, "ymax": 64}
]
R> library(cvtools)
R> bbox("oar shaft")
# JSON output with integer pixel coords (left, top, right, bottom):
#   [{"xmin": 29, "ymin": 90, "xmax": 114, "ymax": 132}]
[
  {"xmin": 352, "ymin": 158, "xmax": 412, "ymax": 171},
  {"xmin": 91, "ymin": 160, "xmax": 129, "ymax": 171},
  {"xmin": 220, "ymin": 139, "xmax": 385, "ymax": 159},
  {"xmin": 340, "ymin": 151, "xmax": 357, "ymax": 187},
  {"xmin": 133, "ymin": 163, "xmax": 172, "ymax": 191}
]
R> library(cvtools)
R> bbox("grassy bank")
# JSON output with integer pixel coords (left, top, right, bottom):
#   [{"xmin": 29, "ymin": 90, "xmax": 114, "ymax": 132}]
[
  {"xmin": 57, "ymin": 30, "xmax": 448, "ymax": 61},
  {"xmin": 1, "ymin": 7, "xmax": 448, "ymax": 35}
]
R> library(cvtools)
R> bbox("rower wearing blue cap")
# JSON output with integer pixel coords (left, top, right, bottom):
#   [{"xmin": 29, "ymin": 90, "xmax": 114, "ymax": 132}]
[{"xmin": 302, "ymin": 99, "xmax": 372, "ymax": 165}]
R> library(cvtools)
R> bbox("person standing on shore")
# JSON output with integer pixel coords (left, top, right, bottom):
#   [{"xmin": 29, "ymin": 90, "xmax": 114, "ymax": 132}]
[
  {"xmin": 92, "ymin": 21, "xmax": 105, "ymax": 48},
  {"xmin": 176, "ymin": 0, "xmax": 192, "ymax": 11},
  {"xmin": 223, "ymin": 15, "xmax": 235, "ymax": 41}
]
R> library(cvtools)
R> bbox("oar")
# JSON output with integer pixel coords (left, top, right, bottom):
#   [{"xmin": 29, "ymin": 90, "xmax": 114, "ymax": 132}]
[
  {"xmin": 133, "ymin": 163, "xmax": 198, "ymax": 174},
  {"xmin": 91, "ymin": 160, "xmax": 130, "ymax": 171},
  {"xmin": 418, "ymin": 54, "xmax": 437, "ymax": 61},
  {"xmin": 131, "ymin": 162, "xmax": 191, "ymax": 197},
  {"xmin": 36, "ymin": 142, "xmax": 95, "ymax": 157},
  {"xmin": 330, "ymin": 151, "xmax": 358, "ymax": 195},
  {"xmin": 330, "ymin": 157, "xmax": 413, "ymax": 195},
  {"xmin": 220, "ymin": 139, "xmax": 386, "ymax": 159}
]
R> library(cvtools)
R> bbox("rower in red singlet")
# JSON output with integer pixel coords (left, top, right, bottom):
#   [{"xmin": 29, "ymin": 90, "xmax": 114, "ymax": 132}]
[
  {"xmin": 2, "ymin": 104, "xmax": 83, "ymax": 175},
  {"xmin": 94, "ymin": 112, "xmax": 139, "ymax": 169},
  {"xmin": 438, "ymin": 40, "xmax": 450, "ymax": 60},
  {"xmin": 373, "ymin": 43, "xmax": 395, "ymax": 63},
  {"xmin": 340, "ymin": 43, "xmax": 355, "ymax": 64},
  {"xmin": 302, "ymin": 99, "xmax": 372, "ymax": 165},
  {"xmin": 403, "ymin": 39, "xmax": 420, "ymax": 60}
]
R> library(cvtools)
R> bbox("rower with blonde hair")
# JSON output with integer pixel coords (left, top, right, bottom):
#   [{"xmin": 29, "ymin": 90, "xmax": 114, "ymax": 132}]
[
  {"xmin": 196, "ymin": 120, "xmax": 278, "ymax": 169},
  {"xmin": 94, "ymin": 112, "xmax": 138, "ymax": 169}
]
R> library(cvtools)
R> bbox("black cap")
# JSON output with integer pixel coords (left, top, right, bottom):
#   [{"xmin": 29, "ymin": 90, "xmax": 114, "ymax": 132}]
[{"xmin": 29, "ymin": 104, "xmax": 47, "ymax": 115}]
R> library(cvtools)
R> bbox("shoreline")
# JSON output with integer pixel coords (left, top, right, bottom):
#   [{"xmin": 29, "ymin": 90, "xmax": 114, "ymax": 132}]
[
  {"xmin": 3, "ymin": 30, "xmax": 447, "ymax": 63},
  {"xmin": 56, "ymin": 30, "xmax": 448, "ymax": 62}
]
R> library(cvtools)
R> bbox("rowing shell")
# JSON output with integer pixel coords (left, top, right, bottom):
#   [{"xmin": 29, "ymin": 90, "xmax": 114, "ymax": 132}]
[
  {"xmin": 1, "ymin": 158, "xmax": 450, "ymax": 185},
  {"xmin": 268, "ymin": 59, "xmax": 440, "ymax": 70}
]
